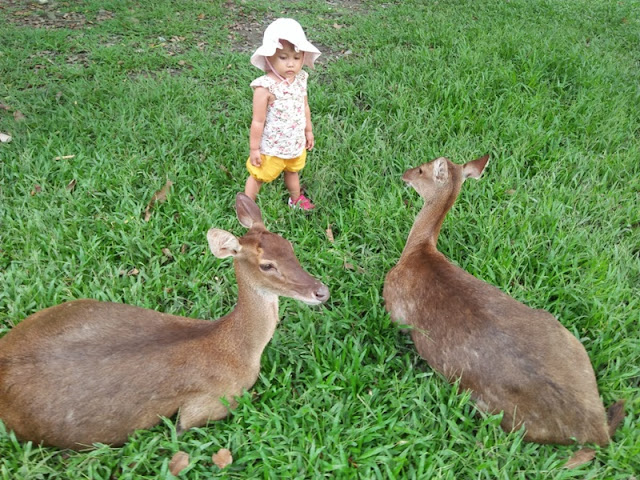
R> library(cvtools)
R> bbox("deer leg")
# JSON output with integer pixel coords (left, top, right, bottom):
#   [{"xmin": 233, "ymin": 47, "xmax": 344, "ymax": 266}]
[{"xmin": 176, "ymin": 396, "xmax": 236, "ymax": 434}]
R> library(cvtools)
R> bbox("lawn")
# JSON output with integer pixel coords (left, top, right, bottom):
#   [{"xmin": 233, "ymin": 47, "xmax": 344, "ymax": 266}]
[{"xmin": 1, "ymin": 0, "xmax": 639, "ymax": 478}]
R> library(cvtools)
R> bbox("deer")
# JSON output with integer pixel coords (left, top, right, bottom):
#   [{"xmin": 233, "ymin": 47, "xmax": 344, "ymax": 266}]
[
  {"xmin": 0, "ymin": 193, "xmax": 329, "ymax": 450},
  {"xmin": 383, "ymin": 155, "xmax": 624, "ymax": 445}
]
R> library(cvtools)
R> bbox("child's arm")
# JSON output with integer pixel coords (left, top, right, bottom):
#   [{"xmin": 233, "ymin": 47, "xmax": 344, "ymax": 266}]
[
  {"xmin": 304, "ymin": 96, "xmax": 314, "ymax": 150},
  {"xmin": 249, "ymin": 87, "xmax": 270, "ymax": 167}
]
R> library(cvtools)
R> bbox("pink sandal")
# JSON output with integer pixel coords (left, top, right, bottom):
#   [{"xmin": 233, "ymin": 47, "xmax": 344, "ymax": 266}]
[{"xmin": 288, "ymin": 194, "xmax": 315, "ymax": 210}]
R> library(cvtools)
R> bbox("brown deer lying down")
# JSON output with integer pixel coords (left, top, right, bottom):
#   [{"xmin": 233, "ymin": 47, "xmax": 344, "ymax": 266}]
[
  {"xmin": 383, "ymin": 156, "xmax": 624, "ymax": 445},
  {"xmin": 0, "ymin": 193, "xmax": 329, "ymax": 450}
]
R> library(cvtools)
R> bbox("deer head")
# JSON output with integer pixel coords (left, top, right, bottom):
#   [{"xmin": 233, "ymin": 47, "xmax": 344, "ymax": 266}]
[{"xmin": 207, "ymin": 193, "xmax": 329, "ymax": 305}]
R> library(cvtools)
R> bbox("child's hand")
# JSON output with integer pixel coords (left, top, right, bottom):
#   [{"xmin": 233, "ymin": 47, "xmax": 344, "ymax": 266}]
[
  {"xmin": 305, "ymin": 130, "xmax": 315, "ymax": 150},
  {"xmin": 250, "ymin": 149, "xmax": 262, "ymax": 167}
]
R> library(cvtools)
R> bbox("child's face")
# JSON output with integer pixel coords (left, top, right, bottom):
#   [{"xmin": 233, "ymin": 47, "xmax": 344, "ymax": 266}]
[{"xmin": 267, "ymin": 40, "xmax": 304, "ymax": 81}]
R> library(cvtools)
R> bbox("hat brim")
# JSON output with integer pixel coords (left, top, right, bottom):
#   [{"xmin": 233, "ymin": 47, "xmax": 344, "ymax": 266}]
[{"xmin": 251, "ymin": 41, "xmax": 321, "ymax": 71}]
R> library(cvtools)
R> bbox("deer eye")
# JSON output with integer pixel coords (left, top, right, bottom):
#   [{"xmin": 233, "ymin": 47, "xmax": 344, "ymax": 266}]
[{"xmin": 260, "ymin": 263, "xmax": 276, "ymax": 272}]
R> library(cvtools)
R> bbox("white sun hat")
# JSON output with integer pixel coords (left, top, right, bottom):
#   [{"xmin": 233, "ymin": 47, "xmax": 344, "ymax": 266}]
[{"xmin": 250, "ymin": 18, "xmax": 321, "ymax": 71}]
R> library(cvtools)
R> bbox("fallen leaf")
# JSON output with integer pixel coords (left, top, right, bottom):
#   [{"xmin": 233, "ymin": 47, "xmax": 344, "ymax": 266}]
[
  {"xmin": 219, "ymin": 164, "xmax": 233, "ymax": 179},
  {"xmin": 0, "ymin": 103, "xmax": 11, "ymax": 111},
  {"xmin": 180, "ymin": 243, "xmax": 188, "ymax": 254},
  {"xmin": 54, "ymin": 154, "xmax": 75, "ymax": 160},
  {"xmin": 197, "ymin": 13, "xmax": 205, "ymax": 20},
  {"xmin": 0, "ymin": 133, "xmax": 12, "ymax": 143},
  {"xmin": 13, "ymin": 111, "xmax": 26, "ymax": 122},
  {"xmin": 169, "ymin": 451, "xmax": 190, "ymax": 476},
  {"xmin": 506, "ymin": 189, "xmax": 516, "ymax": 195},
  {"xmin": 333, "ymin": 23, "xmax": 344, "ymax": 29},
  {"xmin": 30, "ymin": 184, "xmax": 42, "ymax": 196},
  {"xmin": 212, "ymin": 448, "xmax": 233, "ymax": 469},
  {"xmin": 152, "ymin": 180, "xmax": 173, "ymax": 204},
  {"xmin": 162, "ymin": 248, "xmax": 174, "ymax": 259},
  {"xmin": 127, "ymin": 268, "xmax": 139, "ymax": 276},
  {"xmin": 66, "ymin": 179, "xmax": 77, "ymax": 192},
  {"xmin": 564, "ymin": 447, "xmax": 596, "ymax": 469},
  {"xmin": 344, "ymin": 262, "xmax": 365, "ymax": 274},
  {"xmin": 325, "ymin": 224, "xmax": 334, "ymax": 243},
  {"xmin": 144, "ymin": 179, "xmax": 174, "ymax": 222}
]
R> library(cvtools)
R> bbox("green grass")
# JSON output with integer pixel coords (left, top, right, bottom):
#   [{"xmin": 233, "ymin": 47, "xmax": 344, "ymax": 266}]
[{"xmin": 1, "ymin": 0, "xmax": 639, "ymax": 478}]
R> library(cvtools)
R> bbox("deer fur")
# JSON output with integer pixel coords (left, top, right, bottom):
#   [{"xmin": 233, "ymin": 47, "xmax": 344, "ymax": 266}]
[
  {"xmin": 383, "ymin": 155, "xmax": 624, "ymax": 445},
  {"xmin": 0, "ymin": 193, "xmax": 329, "ymax": 450}
]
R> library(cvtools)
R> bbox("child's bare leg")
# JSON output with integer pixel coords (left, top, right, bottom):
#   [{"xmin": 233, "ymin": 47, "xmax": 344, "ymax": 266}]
[
  {"xmin": 245, "ymin": 176, "xmax": 262, "ymax": 201},
  {"xmin": 284, "ymin": 171, "xmax": 301, "ymax": 200}
]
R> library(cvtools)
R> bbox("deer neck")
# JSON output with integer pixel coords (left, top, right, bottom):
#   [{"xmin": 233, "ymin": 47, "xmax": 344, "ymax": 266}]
[
  {"xmin": 402, "ymin": 193, "xmax": 455, "ymax": 255},
  {"xmin": 227, "ymin": 265, "xmax": 280, "ymax": 356}
]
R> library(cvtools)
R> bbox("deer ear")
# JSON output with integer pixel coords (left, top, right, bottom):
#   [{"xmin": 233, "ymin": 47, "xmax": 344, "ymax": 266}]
[
  {"xmin": 235, "ymin": 193, "xmax": 264, "ymax": 229},
  {"xmin": 207, "ymin": 229, "xmax": 241, "ymax": 258},
  {"xmin": 433, "ymin": 157, "xmax": 449, "ymax": 183},
  {"xmin": 463, "ymin": 154, "xmax": 490, "ymax": 180}
]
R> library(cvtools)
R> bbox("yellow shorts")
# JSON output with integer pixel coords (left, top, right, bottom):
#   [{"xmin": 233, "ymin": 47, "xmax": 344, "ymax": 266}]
[{"xmin": 246, "ymin": 150, "xmax": 307, "ymax": 183}]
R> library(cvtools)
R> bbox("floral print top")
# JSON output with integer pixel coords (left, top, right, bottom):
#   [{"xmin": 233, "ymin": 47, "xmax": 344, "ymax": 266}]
[{"xmin": 250, "ymin": 70, "xmax": 308, "ymax": 159}]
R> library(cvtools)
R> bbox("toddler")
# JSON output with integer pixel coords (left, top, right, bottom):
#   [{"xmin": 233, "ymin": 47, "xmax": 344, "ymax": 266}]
[{"xmin": 244, "ymin": 18, "xmax": 321, "ymax": 210}]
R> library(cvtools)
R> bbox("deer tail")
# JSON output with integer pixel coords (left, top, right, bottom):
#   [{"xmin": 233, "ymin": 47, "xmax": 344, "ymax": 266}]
[{"xmin": 606, "ymin": 399, "xmax": 625, "ymax": 437}]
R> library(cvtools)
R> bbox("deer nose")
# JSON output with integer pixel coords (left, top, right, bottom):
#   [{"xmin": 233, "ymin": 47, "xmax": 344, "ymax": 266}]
[{"xmin": 314, "ymin": 284, "xmax": 330, "ymax": 303}]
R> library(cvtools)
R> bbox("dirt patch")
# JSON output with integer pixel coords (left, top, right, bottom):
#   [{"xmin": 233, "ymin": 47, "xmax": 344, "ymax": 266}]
[
  {"xmin": 2, "ymin": 0, "xmax": 363, "ymax": 65},
  {"xmin": 2, "ymin": 0, "xmax": 113, "ymax": 29},
  {"xmin": 26, "ymin": 49, "xmax": 91, "ymax": 71},
  {"xmin": 223, "ymin": 0, "xmax": 363, "ymax": 64}
]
